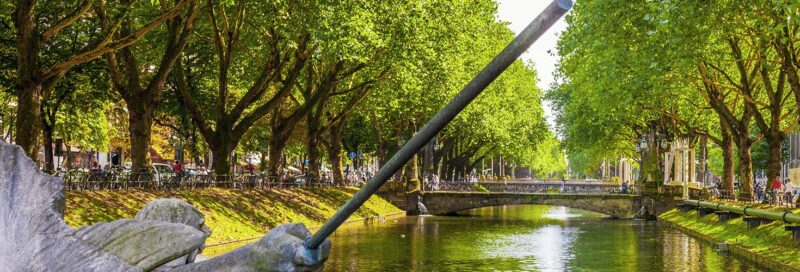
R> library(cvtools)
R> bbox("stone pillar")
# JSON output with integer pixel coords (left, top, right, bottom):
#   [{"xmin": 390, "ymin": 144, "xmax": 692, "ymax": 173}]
[
  {"xmin": 663, "ymin": 152, "xmax": 671, "ymax": 184},
  {"xmin": 672, "ymin": 150, "xmax": 683, "ymax": 183},
  {"xmin": 688, "ymin": 148, "xmax": 696, "ymax": 184},
  {"xmin": 490, "ymin": 157, "xmax": 494, "ymax": 179}
]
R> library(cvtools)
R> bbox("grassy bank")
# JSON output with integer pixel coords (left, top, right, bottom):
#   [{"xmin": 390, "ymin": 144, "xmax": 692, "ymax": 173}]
[
  {"xmin": 660, "ymin": 203, "xmax": 800, "ymax": 268},
  {"xmin": 64, "ymin": 187, "xmax": 402, "ymax": 249}
]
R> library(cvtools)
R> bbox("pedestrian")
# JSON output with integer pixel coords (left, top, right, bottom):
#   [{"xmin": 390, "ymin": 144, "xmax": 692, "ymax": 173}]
[
  {"xmin": 172, "ymin": 160, "xmax": 184, "ymax": 175},
  {"xmin": 785, "ymin": 180, "xmax": 796, "ymax": 205},
  {"xmin": 90, "ymin": 161, "xmax": 101, "ymax": 174},
  {"xmin": 197, "ymin": 160, "xmax": 207, "ymax": 172},
  {"xmin": 770, "ymin": 176, "xmax": 782, "ymax": 204},
  {"xmin": 621, "ymin": 180, "xmax": 629, "ymax": 194}
]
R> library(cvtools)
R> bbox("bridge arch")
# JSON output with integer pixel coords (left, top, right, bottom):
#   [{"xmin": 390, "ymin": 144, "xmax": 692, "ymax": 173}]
[{"xmin": 420, "ymin": 192, "xmax": 641, "ymax": 218}]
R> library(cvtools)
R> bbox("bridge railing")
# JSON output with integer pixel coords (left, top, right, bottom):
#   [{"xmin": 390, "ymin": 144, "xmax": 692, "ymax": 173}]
[{"xmin": 424, "ymin": 181, "xmax": 633, "ymax": 195}]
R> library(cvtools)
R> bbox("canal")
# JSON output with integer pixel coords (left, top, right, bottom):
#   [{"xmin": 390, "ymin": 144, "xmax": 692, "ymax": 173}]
[{"xmin": 326, "ymin": 205, "xmax": 759, "ymax": 271}]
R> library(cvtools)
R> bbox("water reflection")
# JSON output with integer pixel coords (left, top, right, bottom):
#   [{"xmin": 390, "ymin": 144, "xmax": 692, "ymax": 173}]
[{"xmin": 323, "ymin": 205, "xmax": 758, "ymax": 271}]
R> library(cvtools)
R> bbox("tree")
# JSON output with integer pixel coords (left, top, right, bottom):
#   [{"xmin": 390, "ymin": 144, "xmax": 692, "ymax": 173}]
[
  {"xmin": 552, "ymin": 0, "xmax": 800, "ymax": 199},
  {"xmin": 41, "ymin": 62, "xmax": 110, "ymax": 172},
  {"xmin": 101, "ymin": 0, "xmax": 200, "ymax": 173},
  {"xmin": 174, "ymin": 1, "xmax": 314, "ymax": 176},
  {"xmin": 10, "ymin": 0, "xmax": 193, "ymax": 161}
]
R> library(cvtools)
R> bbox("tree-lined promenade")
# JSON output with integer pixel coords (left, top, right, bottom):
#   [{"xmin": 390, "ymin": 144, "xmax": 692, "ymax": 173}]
[
  {"xmin": 1, "ymin": 1, "xmax": 566, "ymax": 184},
  {"xmin": 550, "ymin": 1, "xmax": 800, "ymax": 200}
]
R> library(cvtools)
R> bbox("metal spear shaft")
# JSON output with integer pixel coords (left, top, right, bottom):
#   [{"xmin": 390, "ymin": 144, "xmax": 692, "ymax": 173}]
[{"xmin": 305, "ymin": 0, "xmax": 573, "ymax": 249}]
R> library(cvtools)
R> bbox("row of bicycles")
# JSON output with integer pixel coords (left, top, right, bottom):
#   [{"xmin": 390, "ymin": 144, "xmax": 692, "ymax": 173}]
[{"xmin": 58, "ymin": 170, "xmax": 342, "ymax": 191}]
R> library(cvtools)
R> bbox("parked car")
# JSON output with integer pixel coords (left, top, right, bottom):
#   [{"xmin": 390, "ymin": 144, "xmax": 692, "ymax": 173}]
[
  {"xmin": 152, "ymin": 163, "xmax": 176, "ymax": 183},
  {"xmin": 185, "ymin": 168, "xmax": 208, "ymax": 176},
  {"xmin": 285, "ymin": 175, "xmax": 309, "ymax": 187}
]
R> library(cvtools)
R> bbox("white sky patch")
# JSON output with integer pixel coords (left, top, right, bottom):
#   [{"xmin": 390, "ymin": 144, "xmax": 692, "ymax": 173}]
[{"xmin": 495, "ymin": 0, "xmax": 569, "ymax": 132}]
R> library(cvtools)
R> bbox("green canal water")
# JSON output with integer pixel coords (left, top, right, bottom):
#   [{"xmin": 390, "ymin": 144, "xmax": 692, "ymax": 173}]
[{"xmin": 326, "ymin": 205, "xmax": 760, "ymax": 271}]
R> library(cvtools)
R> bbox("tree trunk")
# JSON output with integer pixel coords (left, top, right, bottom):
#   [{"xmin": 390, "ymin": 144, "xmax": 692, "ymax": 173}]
[
  {"xmin": 259, "ymin": 149, "xmax": 267, "ymax": 172},
  {"xmin": 268, "ymin": 135, "xmax": 286, "ymax": 179},
  {"xmin": 211, "ymin": 144, "xmax": 232, "ymax": 177},
  {"xmin": 14, "ymin": 1, "xmax": 42, "ymax": 161},
  {"xmin": 42, "ymin": 119, "xmax": 54, "ymax": 173},
  {"xmin": 432, "ymin": 148, "xmax": 443, "ymax": 179},
  {"xmin": 327, "ymin": 123, "xmax": 344, "ymax": 185},
  {"xmin": 64, "ymin": 142, "xmax": 72, "ymax": 169},
  {"xmin": 720, "ymin": 131, "xmax": 735, "ymax": 195},
  {"xmin": 442, "ymin": 147, "xmax": 452, "ymax": 180},
  {"xmin": 640, "ymin": 127, "xmax": 664, "ymax": 192},
  {"xmin": 765, "ymin": 132, "xmax": 785, "ymax": 186},
  {"xmin": 369, "ymin": 112, "xmax": 388, "ymax": 166},
  {"xmin": 307, "ymin": 138, "xmax": 321, "ymax": 180},
  {"xmin": 128, "ymin": 105, "xmax": 154, "ymax": 173},
  {"xmin": 737, "ymin": 139, "xmax": 754, "ymax": 200},
  {"xmin": 16, "ymin": 83, "xmax": 43, "ymax": 161},
  {"xmin": 306, "ymin": 113, "xmax": 322, "ymax": 181},
  {"xmin": 423, "ymin": 141, "xmax": 432, "ymax": 180}
]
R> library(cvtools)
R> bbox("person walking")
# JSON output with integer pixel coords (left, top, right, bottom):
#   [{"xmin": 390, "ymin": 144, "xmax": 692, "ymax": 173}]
[
  {"xmin": 784, "ymin": 180, "xmax": 796, "ymax": 206},
  {"xmin": 770, "ymin": 177, "xmax": 782, "ymax": 204},
  {"xmin": 171, "ymin": 161, "xmax": 182, "ymax": 174},
  {"xmin": 621, "ymin": 180, "xmax": 629, "ymax": 194},
  {"xmin": 244, "ymin": 163, "xmax": 255, "ymax": 174}
]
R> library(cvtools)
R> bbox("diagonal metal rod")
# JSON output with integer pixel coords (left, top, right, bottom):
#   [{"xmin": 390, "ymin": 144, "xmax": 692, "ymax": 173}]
[{"xmin": 305, "ymin": 0, "xmax": 573, "ymax": 249}]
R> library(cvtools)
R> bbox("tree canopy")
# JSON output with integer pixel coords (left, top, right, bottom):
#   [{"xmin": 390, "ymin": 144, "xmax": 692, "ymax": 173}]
[
  {"xmin": 550, "ymin": 0, "xmax": 800, "ymax": 197},
  {"xmin": 3, "ymin": 0, "xmax": 565, "ymax": 181}
]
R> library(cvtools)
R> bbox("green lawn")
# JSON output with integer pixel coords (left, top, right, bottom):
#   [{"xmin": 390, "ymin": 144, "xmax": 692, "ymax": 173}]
[
  {"xmin": 660, "ymin": 205, "xmax": 800, "ymax": 268},
  {"xmin": 64, "ymin": 187, "xmax": 402, "ymax": 249}
]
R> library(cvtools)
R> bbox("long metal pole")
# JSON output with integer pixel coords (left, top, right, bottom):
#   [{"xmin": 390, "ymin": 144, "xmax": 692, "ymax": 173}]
[{"xmin": 305, "ymin": 0, "xmax": 573, "ymax": 249}]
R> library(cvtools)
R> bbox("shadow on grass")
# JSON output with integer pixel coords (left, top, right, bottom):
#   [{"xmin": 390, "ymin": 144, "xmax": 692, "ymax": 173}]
[{"xmin": 64, "ymin": 187, "xmax": 402, "ymax": 244}]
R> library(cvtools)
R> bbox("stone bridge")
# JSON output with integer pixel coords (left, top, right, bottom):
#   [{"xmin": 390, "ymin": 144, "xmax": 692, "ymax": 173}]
[
  {"xmin": 380, "ymin": 180, "xmax": 646, "ymax": 218},
  {"xmin": 419, "ymin": 192, "xmax": 642, "ymax": 218}
]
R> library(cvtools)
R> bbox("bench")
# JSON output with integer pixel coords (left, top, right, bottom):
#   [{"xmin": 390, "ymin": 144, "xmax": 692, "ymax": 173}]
[
  {"xmin": 785, "ymin": 226, "xmax": 800, "ymax": 241},
  {"xmin": 676, "ymin": 203, "xmax": 694, "ymax": 213},
  {"xmin": 715, "ymin": 211, "xmax": 741, "ymax": 222},
  {"xmin": 743, "ymin": 217, "xmax": 773, "ymax": 230},
  {"xmin": 697, "ymin": 207, "xmax": 716, "ymax": 217}
]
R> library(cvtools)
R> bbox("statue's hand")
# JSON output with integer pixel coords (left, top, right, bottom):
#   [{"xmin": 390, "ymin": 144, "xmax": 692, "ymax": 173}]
[
  {"xmin": 261, "ymin": 223, "xmax": 331, "ymax": 272},
  {"xmin": 169, "ymin": 223, "xmax": 331, "ymax": 272}
]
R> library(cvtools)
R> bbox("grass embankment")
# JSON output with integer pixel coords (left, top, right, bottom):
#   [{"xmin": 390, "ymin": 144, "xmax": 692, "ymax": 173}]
[
  {"xmin": 64, "ymin": 187, "xmax": 402, "ymax": 252},
  {"xmin": 660, "ymin": 202, "xmax": 800, "ymax": 268}
]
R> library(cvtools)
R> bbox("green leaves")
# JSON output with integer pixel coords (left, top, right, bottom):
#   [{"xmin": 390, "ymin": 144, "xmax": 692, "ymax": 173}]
[{"xmin": 551, "ymin": 0, "xmax": 800, "ymax": 179}]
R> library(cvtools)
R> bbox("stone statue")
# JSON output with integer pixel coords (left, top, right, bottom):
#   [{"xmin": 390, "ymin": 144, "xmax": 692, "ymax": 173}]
[{"xmin": 0, "ymin": 142, "xmax": 330, "ymax": 271}]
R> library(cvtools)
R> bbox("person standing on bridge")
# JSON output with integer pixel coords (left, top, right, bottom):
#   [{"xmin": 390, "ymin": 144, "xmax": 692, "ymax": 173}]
[
  {"xmin": 621, "ymin": 180, "xmax": 629, "ymax": 194},
  {"xmin": 560, "ymin": 177, "xmax": 566, "ymax": 193}
]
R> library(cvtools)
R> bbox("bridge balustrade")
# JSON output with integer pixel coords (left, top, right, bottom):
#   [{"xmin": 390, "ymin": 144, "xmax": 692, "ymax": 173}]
[{"xmin": 424, "ymin": 181, "xmax": 632, "ymax": 195}]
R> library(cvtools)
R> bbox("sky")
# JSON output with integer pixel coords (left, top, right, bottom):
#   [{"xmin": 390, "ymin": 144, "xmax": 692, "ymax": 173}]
[{"xmin": 495, "ymin": 0, "xmax": 570, "ymax": 131}]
